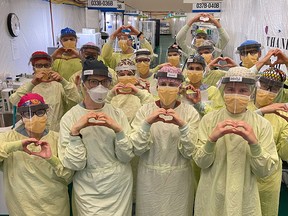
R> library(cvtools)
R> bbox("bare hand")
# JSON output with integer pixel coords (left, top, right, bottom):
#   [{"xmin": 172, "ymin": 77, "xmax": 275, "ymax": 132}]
[
  {"xmin": 209, "ymin": 119, "xmax": 240, "ymax": 142},
  {"xmin": 165, "ymin": 109, "xmax": 186, "ymax": 127},
  {"xmin": 145, "ymin": 108, "xmax": 167, "ymax": 124},
  {"xmin": 29, "ymin": 141, "xmax": 52, "ymax": 159},
  {"xmin": 111, "ymin": 26, "xmax": 125, "ymax": 40},
  {"xmin": 231, "ymin": 121, "xmax": 258, "ymax": 144},
  {"xmin": 32, "ymin": 72, "xmax": 46, "ymax": 85},
  {"xmin": 260, "ymin": 103, "xmax": 288, "ymax": 115},
  {"xmin": 185, "ymin": 84, "xmax": 201, "ymax": 104},
  {"xmin": 49, "ymin": 72, "xmax": 63, "ymax": 82},
  {"xmin": 158, "ymin": 62, "xmax": 172, "ymax": 69},
  {"xmin": 272, "ymin": 48, "xmax": 288, "ymax": 66},
  {"xmin": 125, "ymin": 83, "xmax": 139, "ymax": 94},
  {"xmin": 91, "ymin": 112, "xmax": 122, "ymax": 133},
  {"xmin": 209, "ymin": 120, "xmax": 258, "ymax": 144},
  {"xmin": 125, "ymin": 25, "xmax": 140, "ymax": 35},
  {"xmin": 22, "ymin": 138, "xmax": 39, "ymax": 154},
  {"xmin": 208, "ymin": 57, "xmax": 237, "ymax": 69},
  {"xmin": 51, "ymin": 47, "xmax": 65, "ymax": 60}
]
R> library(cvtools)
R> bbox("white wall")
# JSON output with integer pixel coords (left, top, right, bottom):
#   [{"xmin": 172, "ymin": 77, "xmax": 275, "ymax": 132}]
[
  {"xmin": 220, "ymin": 0, "xmax": 288, "ymax": 69},
  {"xmin": 0, "ymin": 0, "xmax": 85, "ymax": 78}
]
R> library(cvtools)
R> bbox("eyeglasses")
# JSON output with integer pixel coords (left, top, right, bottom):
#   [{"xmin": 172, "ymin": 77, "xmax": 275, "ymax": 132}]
[
  {"xmin": 34, "ymin": 63, "xmax": 51, "ymax": 68},
  {"xmin": 21, "ymin": 109, "xmax": 47, "ymax": 119},
  {"xmin": 136, "ymin": 58, "xmax": 150, "ymax": 63},
  {"xmin": 87, "ymin": 79, "xmax": 111, "ymax": 88},
  {"xmin": 239, "ymin": 49, "xmax": 259, "ymax": 56},
  {"xmin": 118, "ymin": 71, "xmax": 135, "ymax": 76},
  {"xmin": 260, "ymin": 83, "xmax": 281, "ymax": 93}
]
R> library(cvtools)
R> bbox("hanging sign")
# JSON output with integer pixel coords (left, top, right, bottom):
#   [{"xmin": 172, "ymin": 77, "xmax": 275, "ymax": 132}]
[
  {"xmin": 117, "ymin": 3, "xmax": 125, "ymax": 12},
  {"xmin": 87, "ymin": 0, "xmax": 118, "ymax": 12},
  {"xmin": 192, "ymin": 2, "xmax": 221, "ymax": 13}
]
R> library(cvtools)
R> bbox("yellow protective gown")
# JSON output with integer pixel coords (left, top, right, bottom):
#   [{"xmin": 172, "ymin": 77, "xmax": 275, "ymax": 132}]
[
  {"xmin": 203, "ymin": 69, "xmax": 226, "ymax": 87},
  {"xmin": 193, "ymin": 108, "xmax": 279, "ymax": 216},
  {"xmin": 52, "ymin": 57, "xmax": 82, "ymax": 81},
  {"xmin": 0, "ymin": 126, "xmax": 73, "ymax": 216},
  {"xmin": 176, "ymin": 25, "xmax": 229, "ymax": 57},
  {"xmin": 69, "ymin": 67, "xmax": 118, "ymax": 100},
  {"xmin": 9, "ymin": 80, "xmax": 82, "ymax": 132},
  {"xmin": 130, "ymin": 102, "xmax": 200, "ymax": 216},
  {"xmin": 106, "ymin": 89, "xmax": 154, "ymax": 123},
  {"xmin": 101, "ymin": 38, "xmax": 154, "ymax": 70},
  {"xmin": 275, "ymin": 87, "xmax": 288, "ymax": 103},
  {"xmin": 58, "ymin": 103, "xmax": 134, "ymax": 216},
  {"xmin": 256, "ymin": 113, "xmax": 288, "ymax": 216},
  {"xmin": 135, "ymin": 72, "xmax": 159, "ymax": 99},
  {"xmin": 182, "ymin": 84, "xmax": 225, "ymax": 116}
]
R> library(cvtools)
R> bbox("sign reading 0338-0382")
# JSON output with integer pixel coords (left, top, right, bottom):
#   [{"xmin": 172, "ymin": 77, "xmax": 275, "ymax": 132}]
[{"xmin": 7, "ymin": 13, "xmax": 20, "ymax": 37}]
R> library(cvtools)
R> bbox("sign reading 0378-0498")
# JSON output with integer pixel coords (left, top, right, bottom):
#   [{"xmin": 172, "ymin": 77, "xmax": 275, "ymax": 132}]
[{"xmin": 7, "ymin": 13, "xmax": 20, "ymax": 37}]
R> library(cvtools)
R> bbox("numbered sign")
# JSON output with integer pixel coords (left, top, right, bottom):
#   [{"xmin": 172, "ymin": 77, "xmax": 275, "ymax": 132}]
[
  {"xmin": 87, "ymin": 0, "xmax": 118, "ymax": 12},
  {"xmin": 117, "ymin": 3, "xmax": 125, "ymax": 12},
  {"xmin": 192, "ymin": 2, "xmax": 221, "ymax": 13}
]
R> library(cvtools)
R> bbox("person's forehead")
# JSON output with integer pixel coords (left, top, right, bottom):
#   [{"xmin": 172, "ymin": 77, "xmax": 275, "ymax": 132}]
[
  {"xmin": 62, "ymin": 36, "xmax": 76, "ymax": 40},
  {"xmin": 83, "ymin": 48, "xmax": 98, "ymax": 53},
  {"xmin": 241, "ymin": 47, "xmax": 259, "ymax": 52},
  {"xmin": 34, "ymin": 59, "xmax": 50, "ymax": 64},
  {"xmin": 118, "ymin": 70, "xmax": 133, "ymax": 73},
  {"xmin": 168, "ymin": 51, "xmax": 179, "ymax": 56},
  {"xmin": 225, "ymin": 82, "xmax": 250, "ymax": 88},
  {"xmin": 86, "ymin": 75, "xmax": 107, "ymax": 80},
  {"xmin": 188, "ymin": 62, "xmax": 203, "ymax": 68},
  {"xmin": 198, "ymin": 48, "xmax": 212, "ymax": 53},
  {"xmin": 136, "ymin": 57, "xmax": 149, "ymax": 61}
]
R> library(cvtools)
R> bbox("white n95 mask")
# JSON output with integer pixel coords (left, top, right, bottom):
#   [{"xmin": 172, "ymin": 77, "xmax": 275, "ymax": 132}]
[{"xmin": 87, "ymin": 84, "xmax": 109, "ymax": 103}]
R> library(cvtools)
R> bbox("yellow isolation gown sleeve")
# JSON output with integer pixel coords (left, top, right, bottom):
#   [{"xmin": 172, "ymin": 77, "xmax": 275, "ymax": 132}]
[
  {"xmin": 106, "ymin": 89, "xmax": 154, "ymax": 123},
  {"xmin": 193, "ymin": 108, "xmax": 279, "ymax": 216},
  {"xmin": 52, "ymin": 57, "xmax": 82, "ymax": 81},
  {"xmin": 256, "ymin": 113, "xmax": 288, "ymax": 216},
  {"xmin": 176, "ymin": 24, "xmax": 229, "ymax": 57},
  {"xmin": 203, "ymin": 69, "xmax": 226, "ymax": 87},
  {"xmin": 9, "ymin": 80, "xmax": 81, "ymax": 132},
  {"xmin": 0, "ymin": 129, "xmax": 73, "ymax": 216},
  {"xmin": 102, "ymin": 38, "xmax": 154, "ymax": 70},
  {"xmin": 190, "ymin": 86, "xmax": 225, "ymax": 116},
  {"xmin": 130, "ymin": 102, "xmax": 200, "ymax": 216},
  {"xmin": 58, "ymin": 103, "xmax": 133, "ymax": 216}
]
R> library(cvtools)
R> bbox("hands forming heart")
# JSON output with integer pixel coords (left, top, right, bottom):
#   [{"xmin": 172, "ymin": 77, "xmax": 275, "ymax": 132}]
[
  {"xmin": 209, "ymin": 119, "xmax": 258, "ymax": 145},
  {"xmin": 71, "ymin": 111, "xmax": 122, "ymax": 134},
  {"xmin": 22, "ymin": 138, "xmax": 52, "ymax": 159},
  {"xmin": 208, "ymin": 57, "xmax": 237, "ymax": 69},
  {"xmin": 146, "ymin": 108, "xmax": 186, "ymax": 127}
]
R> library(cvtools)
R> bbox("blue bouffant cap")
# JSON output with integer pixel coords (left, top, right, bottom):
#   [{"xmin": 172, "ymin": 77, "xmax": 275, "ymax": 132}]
[
  {"xmin": 237, "ymin": 40, "xmax": 261, "ymax": 52},
  {"xmin": 60, "ymin": 27, "xmax": 77, "ymax": 38}
]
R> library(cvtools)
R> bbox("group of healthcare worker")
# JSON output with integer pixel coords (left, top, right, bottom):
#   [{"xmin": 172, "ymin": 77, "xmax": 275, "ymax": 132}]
[{"xmin": 0, "ymin": 11, "xmax": 287, "ymax": 216}]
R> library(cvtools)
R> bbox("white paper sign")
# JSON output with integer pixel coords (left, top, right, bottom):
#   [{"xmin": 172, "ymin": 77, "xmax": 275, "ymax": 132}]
[{"xmin": 88, "ymin": 0, "xmax": 117, "ymax": 8}]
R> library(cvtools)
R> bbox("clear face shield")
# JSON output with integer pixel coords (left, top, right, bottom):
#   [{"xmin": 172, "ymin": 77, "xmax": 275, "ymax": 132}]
[
  {"xmin": 221, "ymin": 78, "xmax": 256, "ymax": 114},
  {"xmin": 191, "ymin": 33, "xmax": 207, "ymax": 48},
  {"xmin": 155, "ymin": 72, "xmax": 184, "ymax": 107},
  {"xmin": 115, "ymin": 64, "xmax": 138, "ymax": 93},
  {"xmin": 167, "ymin": 49, "xmax": 183, "ymax": 67},
  {"xmin": 197, "ymin": 42, "xmax": 216, "ymax": 65},
  {"xmin": 255, "ymin": 78, "xmax": 282, "ymax": 108},
  {"xmin": 237, "ymin": 46, "xmax": 261, "ymax": 68},
  {"xmin": 18, "ymin": 104, "xmax": 48, "ymax": 134}
]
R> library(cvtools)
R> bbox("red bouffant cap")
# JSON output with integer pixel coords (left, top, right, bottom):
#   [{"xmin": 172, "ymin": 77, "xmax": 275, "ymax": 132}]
[
  {"xmin": 29, "ymin": 51, "xmax": 52, "ymax": 66},
  {"xmin": 17, "ymin": 93, "xmax": 46, "ymax": 107}
]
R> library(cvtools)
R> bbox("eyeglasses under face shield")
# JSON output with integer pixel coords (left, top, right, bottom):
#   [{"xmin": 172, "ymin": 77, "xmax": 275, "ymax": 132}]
[{"xmin": 18, "ymin": 104, "xmax": 49, "ymax": 119}]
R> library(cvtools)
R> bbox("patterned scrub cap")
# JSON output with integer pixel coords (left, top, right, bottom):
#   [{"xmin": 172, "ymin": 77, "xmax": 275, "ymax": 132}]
[{"xmin": 262, "ymin": 67, "xmax": 286, "ymax": 83}]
